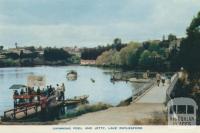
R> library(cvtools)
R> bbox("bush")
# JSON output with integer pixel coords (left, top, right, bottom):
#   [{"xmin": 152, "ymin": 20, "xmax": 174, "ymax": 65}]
[
  {"xmin": 69, "ymin": 55, "xmax": 81, "ymax": 64},
  {"xmin": 5, "ymin": 53, "xmax": 19, "ymax": 59},
  {"xmin": 0, "ymin": 59, "xmax": 20, "ymax": 67},
  {"xmin": 64, "ymin": 103, "xmax": 112, "ymax": 118},
  {"xmin": 44, "ymin": 48, "xmax": 71, "ymax": 61},
  {"xmin": 133, "ymin": 117, "xmax": 167, "ymax": 125}
]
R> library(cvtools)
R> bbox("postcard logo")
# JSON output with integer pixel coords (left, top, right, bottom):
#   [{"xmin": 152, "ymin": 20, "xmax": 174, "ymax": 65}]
[{"xmin": 167, "ymin": 97, "xmax": 198, "ymax": 125}]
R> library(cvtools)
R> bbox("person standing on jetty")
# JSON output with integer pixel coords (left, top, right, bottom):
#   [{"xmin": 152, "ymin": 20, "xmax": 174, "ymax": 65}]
[
  {"xmin": 57, "ymin": 83, "xmax": 65, "ymax": 101},
  {"xmin": 48, "ymin": 85, "xmax": 53, "ymax": 96},
  {"xmin": 36, "ymin": 87, "xmax": 41, "ymax": 101},
  {"xmin": 161, "ymin": 74, "xmax": 166, "ymax": 86},
  {"xmin": 13, "ymin": 90, "xmax": 19, "ymax": 108},
  {"xmin": 61, "ymin": 83, "xmax": 65, "ymax": 100},
  {"xmin": 56, "ymin": 84, "xmax": 60, "ymax": 100},
  {"xmin": 20, "ymin": 89, "xmax": 25, "ymax": 95},
  {"xmin": 156, "ymin": 73, "xmax": 161, "ymax": 86}
]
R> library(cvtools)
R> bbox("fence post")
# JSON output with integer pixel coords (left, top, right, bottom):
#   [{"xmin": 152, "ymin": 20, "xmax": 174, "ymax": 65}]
[
  {"xmin": 36, "ymin": 105, "xmax": 38, "ymax": 113},
  {"xmin": 4, "ymin": 112, "xmax": 6, "ymax": 119},
  {"xmin": 25, "ymin": 106, "xmax": 28, "ymax": 117},
  {"xmin": 13, "ymin": 108, "xmax": 16, "ymax": 119}
]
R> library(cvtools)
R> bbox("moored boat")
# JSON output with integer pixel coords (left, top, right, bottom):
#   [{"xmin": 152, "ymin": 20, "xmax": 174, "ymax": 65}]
[
  {"xmin": 67, "ymin": 70, "xmax": 77, "ymax": 80},
  {"xmin": 129, "ymin": 78, "xmax": 150, "ymax": 83}
]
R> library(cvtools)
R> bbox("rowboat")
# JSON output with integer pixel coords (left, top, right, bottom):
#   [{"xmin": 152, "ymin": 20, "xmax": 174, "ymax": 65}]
[{"xmin": 67, "ymin": 70, "xmax": 77, "ymax": 80}]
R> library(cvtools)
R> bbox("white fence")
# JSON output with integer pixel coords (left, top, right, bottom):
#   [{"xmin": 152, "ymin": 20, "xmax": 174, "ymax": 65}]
[{"xmin": 166, "ymin": 73, "xmax": 179, "ymax": 102}]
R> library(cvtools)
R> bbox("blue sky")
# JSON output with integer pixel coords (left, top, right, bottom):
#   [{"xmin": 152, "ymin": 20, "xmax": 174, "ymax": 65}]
[{"xmin": 0, "ymin": 0, "xmax": 200, "ymax": 48}]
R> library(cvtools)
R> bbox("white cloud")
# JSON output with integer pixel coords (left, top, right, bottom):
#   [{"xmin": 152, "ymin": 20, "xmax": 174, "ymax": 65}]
[
  {"xmin": 0, "ymin": 0, "xmax": 200, "ymax": 48},
  {"xmin": 0, "ymin": 24, "xmax": 113, "ymax": 48}
]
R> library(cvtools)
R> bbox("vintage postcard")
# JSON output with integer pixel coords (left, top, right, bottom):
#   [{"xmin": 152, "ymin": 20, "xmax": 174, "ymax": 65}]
[{"xmin": 0, "ymin": 0, "xmax": 200, "ymax": 133}]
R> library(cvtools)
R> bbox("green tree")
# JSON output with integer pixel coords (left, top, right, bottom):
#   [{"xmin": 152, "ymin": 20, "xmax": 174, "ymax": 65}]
[
  {"xmin": 148, "ymin": 43, "xmax": 160, "ymax": 52},
  {"xmin": 112, "ymin": 38, "xmax": 123, "ymax": 51},
  {"xmin": 44, "ymin": 48, "xmax": 71, "ymax": 61},
  {"xmin": 5, "ymin": 53, "xmax": 19, "ymax": 59},
  {"xmin": 139, "ymin": 50, "xmax": 152, "ymax": 68},
  {"xmin": 169, "ymin": 48, "xmax": 180, "ymax": 70},
  {"xmin": 168, "ymin": 34, "xmax": 177, "ymax": 41},
  {"xmin": 180, "ymin": 11, "xmax": 200, "ymax": 72},
  {"xmin": 0, "ymin": 46, "xmax": 3, "ymax": 51},
  {"xmin": 96, "ymin": 49, "xmax": 116, "ymax": 66},
  {"xmin": 119, "ymin": 42, "xmax": 140, "ymax": 68},
  {"xmin": 96, "ymin": 42, "xmax": 140, "ymax": 68},
  {"xmin": 111, "ymin": 51, "xmax": 121, "ymax": 66},
  {"xmin": 139, "ymin": 50, "xmax": 164, "ymax": 70}
]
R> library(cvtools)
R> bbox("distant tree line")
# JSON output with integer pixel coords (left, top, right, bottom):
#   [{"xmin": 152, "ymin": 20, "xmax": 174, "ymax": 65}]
[
  {"xmin": 96, "ymin": 35, "xmax": 180, "ymax": 71},
  {"xmin": 0, "ymin": 47, "xmax": 77, "ymax": 67},
  {"xmin": 0, "ymin": 10, "xmax": 199, "ymax": 71},
  {"xmin": 81, "ymin": 38, "xmax": 127, "ymax": 60},
  {"xmin": 44, "ymin": 48, "xmax": 71, "ymax": 61}
]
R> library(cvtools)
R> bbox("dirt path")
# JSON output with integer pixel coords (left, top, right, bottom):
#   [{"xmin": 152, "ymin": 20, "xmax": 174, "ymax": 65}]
[
  {"xmin": 58, "ymin": 103, "xmax": 166, "ymax": 125},
  {"xmin": 136, "ymin": 82, "xmax": 169, "ymax": 103},
  {"xmin": 58, "ymin": 75, "xmax": 178, "ymax": 125}
]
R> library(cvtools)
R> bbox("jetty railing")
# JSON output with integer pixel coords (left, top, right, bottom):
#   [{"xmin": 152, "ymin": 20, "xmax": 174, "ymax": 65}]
[
  {"xmin": 4, "ymin": 104, "xmax": 40, "ymax": 120},
  {"xmin": 132, "ymin": 80, "xmax": 155, "ymax": 103},
  {"xmin": 166, "ymin": 73, "xmax": 179, "ymax": 103},
  {"xmin": 2, "ymin": 95, "xmax": 89, "ymax": 121},
  {"xmin": 112, "ymin": 71, "xmax": 174, "ymax": 81}
]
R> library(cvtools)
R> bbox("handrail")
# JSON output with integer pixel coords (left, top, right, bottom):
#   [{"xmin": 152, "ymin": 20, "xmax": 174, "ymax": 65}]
[
  {"xmin": 166, "ymin": 73, "xmax": 179, "ymax": 102},
  {"xmin": 4, "ymin": 102, "xmax": 39, "ymax": 114},
  {"xmin": 4, "ymin": 105, "xmax": 40, "ymax": 119},
  {"xmin": 132, "ymin": 80, "xmax": 155, "ymax": 102}
]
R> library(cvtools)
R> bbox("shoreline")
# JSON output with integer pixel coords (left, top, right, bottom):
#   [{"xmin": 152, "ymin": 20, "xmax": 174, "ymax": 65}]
[
  {"xmin": 0, "ymin": 63, "xmax": 178, "ymax": 73},
  {"xmin": 0, "ymin": 103, "xmax": 167, "ymax": 125},
  {"xmin": 56, "ymin": 75, "xmax": 173, "ymax": 125},
  {"xmin": 57, "ymin": 103, "xmax": 167, "ymax": 125},
  {"xmin": 0, "ymin": 80, "xmax": 152, "ymax": 125},
  {"xmin": 0, "ymin": 67, "xmax": 175, "ymax": 125},
  {"xmin": 0, "ymin": 64, "xmax": 80, "ymax": 68}
]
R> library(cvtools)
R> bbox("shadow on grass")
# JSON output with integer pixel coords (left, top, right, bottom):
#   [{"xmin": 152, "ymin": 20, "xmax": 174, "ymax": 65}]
[
  {"xmin": 132, "ymin": 111, "xmax": 167, "ymax": 125},
  {"xmin": 61, "ymin": 102, "xmax": 113, "ymax": 119}
]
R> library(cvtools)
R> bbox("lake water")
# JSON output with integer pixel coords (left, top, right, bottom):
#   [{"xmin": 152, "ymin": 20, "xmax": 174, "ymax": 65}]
[{"xmin": 0, "ymin": 66, "xmax": 134, "ymax": 116}]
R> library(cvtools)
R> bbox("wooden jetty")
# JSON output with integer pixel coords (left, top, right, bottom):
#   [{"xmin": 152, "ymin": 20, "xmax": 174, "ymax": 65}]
[
  {"xmin": 2, "ymin": 95, "xmax": 89, "ymax": 121},
  {"xmin": 110, "ymin": 71, "xmax": 174, "ymax": 82},
  {"xmin": 3, "ymin": 105, "xmax": 41, "ymax": 120},
  {"xmin": 62, "ymin": 95, "xmax": 89, "ymax": 106}
]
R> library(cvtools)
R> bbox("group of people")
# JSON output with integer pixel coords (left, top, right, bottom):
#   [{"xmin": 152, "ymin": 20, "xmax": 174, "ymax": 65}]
[
  {"xmin": 13, "ymin": 87, "xmax": 38, "ymax": 98},
  {"xmin": 37, "ymin": 83, "xmax": 66, "ymax": 101},
  {"xmin": 38, "ymin": 83, "xmax": 66, "ymax": 101},
  {"xmin": 13, "ymin": 83, "xmax": 66, "ymax": 102},
  {"xmin": 55, "ymin": 83, "xmax": 66, "ymax": 101},
  {"xmin": 156, "ymin": 73, "xmax": 166, "ymax": 87}
]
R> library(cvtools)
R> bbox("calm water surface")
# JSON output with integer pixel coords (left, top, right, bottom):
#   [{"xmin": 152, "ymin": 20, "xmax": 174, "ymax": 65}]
[{"xmin": 0, "ymin": 66, "xmax": 134, "ymax": 115}]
